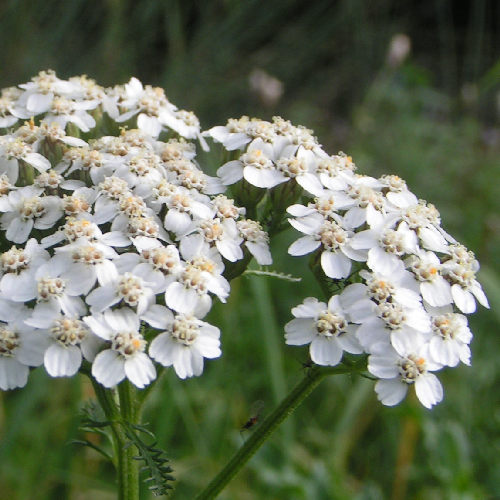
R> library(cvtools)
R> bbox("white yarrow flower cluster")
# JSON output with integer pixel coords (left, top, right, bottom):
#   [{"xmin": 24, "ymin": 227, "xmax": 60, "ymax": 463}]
[
  {"xmin": 210, "ymin": 116, "xmax": 489, "ymax": 409},
  {"xmin": 0, "ymin": 71, "xmax": 272, "ymax": 391},
  {"xmin": 0, "ymin": 72, "xmax": 489, "ymax": 413}
]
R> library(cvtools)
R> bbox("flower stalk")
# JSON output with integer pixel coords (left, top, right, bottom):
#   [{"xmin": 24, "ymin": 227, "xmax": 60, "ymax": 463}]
[
  {"xmin": 195, "ymin": 360, "xmax": 366, "ymax": 500},
  {"xmin": 89, "ymin": 376, "xmax": 141, "ymax": 500}
]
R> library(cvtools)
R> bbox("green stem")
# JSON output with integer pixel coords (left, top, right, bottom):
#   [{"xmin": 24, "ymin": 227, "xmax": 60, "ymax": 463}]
[
  {"xmin": 117, "ymin": 381, "xmax": 141, "ymax": 500},
  {"xmin": 195, "ymin": 362, "xmax": 363, "ymax": 500},
  {"xmin": 89, "ymin": 376, "xmax": 141, "ymax": 500}
]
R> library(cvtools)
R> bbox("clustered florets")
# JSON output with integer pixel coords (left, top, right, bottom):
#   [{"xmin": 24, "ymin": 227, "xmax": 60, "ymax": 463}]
[{"xmin": 0, "ymin": 71, "xmax": 489, "ymax": 410}]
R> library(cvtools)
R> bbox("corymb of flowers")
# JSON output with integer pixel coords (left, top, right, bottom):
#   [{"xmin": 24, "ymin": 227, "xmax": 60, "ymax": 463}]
[{"xmin": 0, "ymin": 70, "xmax": 489, "ymax": 409}]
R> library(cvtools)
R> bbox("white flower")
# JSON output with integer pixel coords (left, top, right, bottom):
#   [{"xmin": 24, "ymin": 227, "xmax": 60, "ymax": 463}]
[
  {"xmin": 25, "ymin": 310, "xmax": 103, "ymax": 377},
  {"xmin": 342, "ymin": 177, "xmax": 391, "ymax": 230},
  {"xmin": 285, "ymin": 296, "xmax": 363, "ymax": 366},
  {"xmin": 142, "ymin": 304, "xmax": 221, "ymax": 379},
  {"xmin": 287, "ymin": 195, "xmax": 353, "ymax": 222},
  {"xmin": 428, "ymin": 309, "xmax": 472, "ymax": 366},
  {"xmin": 84, "ymin": 308, "xmax": 156, "ymax": 388},
  {"xmin": 237, "ymin": 219, "xmax": 272, "ymax": 265},
  {"xmin": 33, "ymin": 272, "xmax": 86, "ymax": 317},
  {"xmin": 159, "ymin": 109, "xmax": 209, "ymax": 151},
  {"xmin": 368, "ymin": 342, "xmax": 443, "ymax": 409},
  {"xmin": 162, "ymin": 190, "xmax": 214, "ymax": 237},
  {"xmin": 86, "ymin": 272, "xmax": 155, "ymax": 315},
  {"xmin": 0, "ymin": 239, "xmax": 50, "ymax": 299},
  {"xmin": 407, "ymin": 250, "xmax": 453, "ymax": 308},
  {"xmin": 350, "ymin": 221, "xmax": 418, "ymax": 275},
  {"xmin": 165, "ymin": 254, "xmax": 229, "ymax": 315},
  {"xmin": 315, "ymin": 153, "xmax": 355, "ymax": 191},
  {"xmin": 288, "ymin": 214, "xmax": 366, "ymax": 279},
  {"xmin": 115, "ymin": 77, "xmax": 176, "ymax": 138},
  {"xmin": 0, "ymin": 139, "xmax": 51, "ymax": 184},
  {"xmin": 0, "ymin": 87, "xmax": 22, "ymax": 128},
  {"xmin": 441, "ymin": 244, "xmax": 489, "ymax": 313},
  {"xmin": 14, "ymin": 70, "xmax": 83, "ymax": 116},
  {"xmin": 41, "ymin": 96, "xmax": 98, "ymax": 133},
  {"xmin": 217, "ymin": 138, "xmax": 294, "ymax": 189},
  {"xmin": 339, "ymin": 264, "xmax": 431, "ymax": 354},
  {"xmin": 204, "ymin": 118, "xmax": 252, "ymax": 151},
  {"xmin": 51, "ymin": 241, "xmax": 119, "ymax": 296},
  {"xmin": 0, "ymin": 186, "xmax": 63, "ymax": 243},
  {"xmin": 116, "ymin": 246, "xmax": 185, "ymax": 294},
  {"xmin": 55, "ymin": 147, "xmax": 115, "ymax": 186},
  {"xmin": 398, "ymin": 201, "xmax": 453, "ymax": 253},
  {"xmin": 341, "ymin": 265, "xmax": 422, "ymax": 317},
  {"xmin": 0, "ymin": 310, "xmax": 48, "ymax": 390},
  {"xmin": 180, "ymin": 217, "xmax": 244, "ymax": 263}
]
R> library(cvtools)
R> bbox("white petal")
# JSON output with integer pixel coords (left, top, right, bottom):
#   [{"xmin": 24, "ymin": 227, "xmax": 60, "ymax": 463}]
[
  {"xmin": 80, "ymin": 333, "xmax": 104, "ymax": 362},
  {"xmin": 86, "ymin": 286, "xmax": 121, "ymax": 313},
  {"xmin": 165, "ymin": 282, "xmax": 199, "ymax": 314},
  {"xmin": 344, "ymin": 207, "xmax": 366, "ymax": 229},
  {"xmin": 96, "ymin": 260, "xmax": 119, "ymax": 286},
  {"xmin": 339, "ymin": 283, "xmax": 367, "ymax": 311},
  {"xmin": 141, "ymin": 304, "xmax": 174, "ymax": 330},
  {"xmin": 284, "ymin": 318, "xmax": 317, "ymax": 345},
  {"xmin": 321, "ymin": 251, "xmax": 351, "ymax": 279},
  {"xmin": 216, "ymin": 238, "xmax": 243, "ymax": 262},
  {"xmin": 124, "ymin": 353, "xmax": 156, "ymax": 388},
  {"xmin": 245, "ymin": 241, "xmax": 272, "ymax": 265},
  {"xmin": 421, "ymin": 279, "xmax": 453, "ymax": 307},
  {"xmin": 296, "ymin": 173, "xmax": 325, "ymax": 196},
  {"xmin": 367, "ymin": 247, "xmax": 400, "ymax": 275},
  {"xmin": 415, "ymin": 374, "xmax": 443, "ymax": 408},
  {"xmin": 418, "ymin": 227, "xmax": 449, "ymax": 253},
  {"xmin": 150, "ymin": 333, "xmax": 179, "ymax": 366},
  {"xmin": 27, "ymin": 92, "xmax": 53, "ymax": 113},
  {"xmin": 374, "ymin": 378, "xmax": 408, "ymax": 406},
  {"xmin": 429, "ymin": 337, "xmax": 460, "ymax": 367},
  {"xmin": 224, "ymin": 133, "xmax": 251, "ymax": 150},
  {"xmin": 217, "ymin": 161, "xmax": 244, "ymax": 185},
  {"xmin": 288, "ymin": 236, "xmax": 320, "ymax": 256},
  {"xmin": 243, "ymin": 166, "xmax": 287, "ymax": 189},
  {"xmin": 310, "ymin": 336, "xmax": 343, "ymax": 366},
  {"xmin": 58, "ymin": 294, "xmax": 87, "ymax": 317},
  {"xmin": 44, "ymin": 344, "xmax": 82, "ymax": 377},
  {"xmin": 83, "ymin": 314, "xmax": 113, "ymax": 340},
  {"xmin": 451, "ymin": 285, "xmax": 476, "ymax": 314},
  {"xmin": 173, "ymin": 348, "xmax": 195, "ymax": 379},
  {"xmin": 6, "ymin": 217, "xmax": 34, "ymax": 243},
  {"xmin": 291, "ymin": 297, "xmax": 324, "ymax": 318},
  {"xmin": 338, "ymin": 330, "xmax": 364, "ymax": 354},
  {"xmin": 0, "ymin": 357, "xmax": 29, "ymax": 390},
  {"xmin": 194, "ymin": 334, "xmax": 221, "ymax": 359},
  {"xmin": 137, "ymin": 113, "xmax": 163, "ymax": 138},
  {"xmin": 471, "ymin": 283, "xmax": 489, "ymax": 309},
  {"xmin": 105, "ymin": 308, "xmax": 139, "ymax": 332},
  {"xmin": 24, "ymin": 153, "xmax": 51, "ymax": 172},
  {"xmin": 164, "ymin": 210, "xmax": 193, "ymax": 235},
  {"xmin": 63, "ymin": 264, "xmax": 96, "ymax": 296},
  {"xmin": 92, "ymin": 350, "xmax": 125, "ymax": 388}
]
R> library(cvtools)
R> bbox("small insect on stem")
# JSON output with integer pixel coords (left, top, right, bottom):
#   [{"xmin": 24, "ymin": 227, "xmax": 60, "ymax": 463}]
[
  {"xmin": 240, "ymin": 400, "xmax": 265, "ymax": 441},
  {"xmin": 296, "ymin": 356, "xmax": 315, "ymax": 379}
]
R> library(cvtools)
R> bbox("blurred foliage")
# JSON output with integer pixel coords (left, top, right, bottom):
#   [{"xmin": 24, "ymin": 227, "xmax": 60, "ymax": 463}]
[{"xmin": 1, "ymin": 0, "xmax": 500, "ymax": 499}]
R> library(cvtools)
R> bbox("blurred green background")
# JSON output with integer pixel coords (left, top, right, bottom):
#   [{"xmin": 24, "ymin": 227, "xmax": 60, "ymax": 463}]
[{"xmin": 1, "ymin": 0, "xmax": 500, "ymax": 499}]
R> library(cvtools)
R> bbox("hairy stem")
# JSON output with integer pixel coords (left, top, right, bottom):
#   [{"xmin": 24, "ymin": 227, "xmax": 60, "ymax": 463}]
[{"xmin": 195, "ymin": 362, "xmax": 364, "ymax": 500}]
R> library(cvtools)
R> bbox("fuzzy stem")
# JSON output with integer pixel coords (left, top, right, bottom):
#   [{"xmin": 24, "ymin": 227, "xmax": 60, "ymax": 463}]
[
  {"xmin": 117, "ymin": 381, "xmax": 141, "ymax": 500},
  {"xmin": 195, "ymin": 362, "xmax": 364, "ymax": 500},
  {"xmin": 90, "ymin": 377, "xmax": 141, "ymax": 500}
]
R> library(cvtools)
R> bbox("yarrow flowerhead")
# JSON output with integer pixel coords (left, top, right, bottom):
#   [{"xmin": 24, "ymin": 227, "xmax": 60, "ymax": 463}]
[
  {"xmin": 0, "ymin": 71, "xmax": 267, "ymax": 390},
  {"xmin": 0, "ymin": 71, "xmax": 489, "ymax": 412}
]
